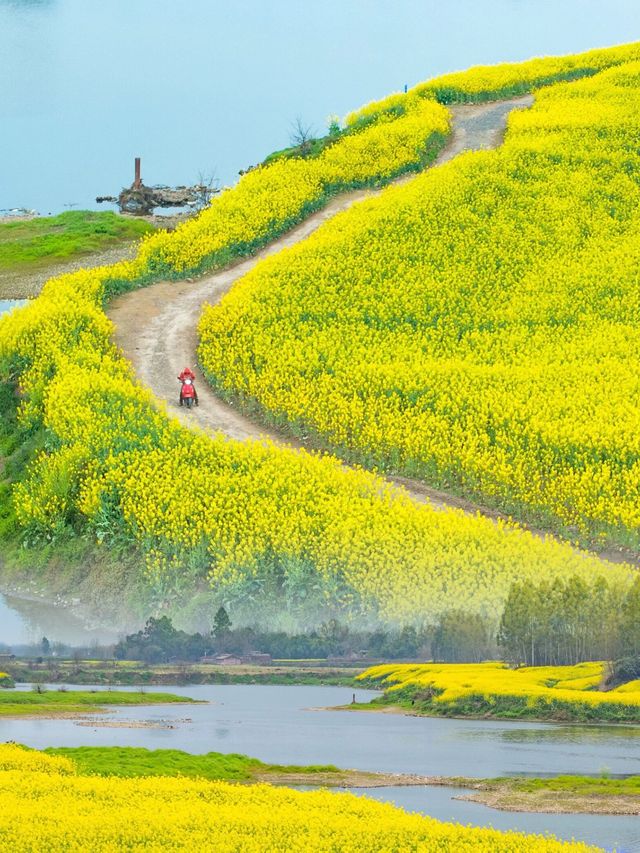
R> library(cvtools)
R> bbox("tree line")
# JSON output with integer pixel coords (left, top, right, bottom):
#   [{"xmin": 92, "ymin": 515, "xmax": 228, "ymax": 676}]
[
  {"xmin": 113, "ymin": 609, "xmax": 437, "ymax": 664},
  {"xmin": 103, "ymin": 574, "xmax": 640, "ymax": 674},
  {"xmin": 498, "ymin": 574, "xmax": 640, "ymax": 667},
  {"xmin": 112, "ymin": 605, "xmax": 498, "ymax": 664}
]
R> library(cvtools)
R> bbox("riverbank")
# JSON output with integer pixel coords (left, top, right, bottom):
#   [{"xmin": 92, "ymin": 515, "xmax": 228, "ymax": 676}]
[
  {"xmin": 22, "ymin": 744, "xmax": 640, "ymax": 814},
  {"xmin": 452, "ymin": 775, "xmax": 640, "ymax": 816},
  {"xmin": 41, "ymin": 744, "xmax": 437, "ymax": 789},
  {"xmin": 4, "ymin": 659, "xmax": 364, "ymax": 687},
  {"xmin": 353, "ymin": 662, "xmax": 640, "ymax": 724},
  {"xmin": 0, "ymin": 687, "xmax": 198, "ymax": 718},
  {"xmin": 1, "ymin": 744, "xmax": 600, "ymax": 853},
  {"xmin": 4, "ymin": 683, "xmax": 638, "ymax": 849},
  {"xmin": 334, "ymin": 698, "xmax": 640, "ymax": 725},
  {"xmin": 0, "ymin": 211, "xmax": 158, "ymax": 299}
]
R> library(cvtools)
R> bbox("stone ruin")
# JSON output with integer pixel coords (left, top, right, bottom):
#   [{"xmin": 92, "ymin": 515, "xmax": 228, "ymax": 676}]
[{"xmin": 97, "ymin": 158, "xmax": 218, "ymax": 215}]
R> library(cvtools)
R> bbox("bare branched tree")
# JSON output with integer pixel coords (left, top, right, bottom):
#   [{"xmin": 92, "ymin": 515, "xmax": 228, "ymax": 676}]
[
  {"xmin": 191, "ymin": 170, "xmax": 220, "ymax": 210},
  {"xmin": 289, "ymin": 116, "xmax": 316, "ymax": 156}
]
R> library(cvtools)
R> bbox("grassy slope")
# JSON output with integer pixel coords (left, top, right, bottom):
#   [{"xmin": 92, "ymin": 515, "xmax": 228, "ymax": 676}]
[
  {"xmin": 2, "ymin": 52, "xmax": 638, "ymax": 628},
  {"xmin": 346, "ymin": 692, "xmax": 640, "ymax": 724},
  {"xmin": 0, "ymin": 212, "xmax": 153, "ymax": 272},
  {"xmin": 0, "ymin": 382, "xmax": 162, "ymax": 627}
]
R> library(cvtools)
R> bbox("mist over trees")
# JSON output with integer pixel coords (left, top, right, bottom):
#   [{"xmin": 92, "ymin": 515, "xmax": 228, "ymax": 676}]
[
  {"xmin": 498, "ymin": 575, "xmax": 639, "ymax": 667},
  {"xmin": 7, "ymin": 574, "xmax": 637, "ymax": 672}
]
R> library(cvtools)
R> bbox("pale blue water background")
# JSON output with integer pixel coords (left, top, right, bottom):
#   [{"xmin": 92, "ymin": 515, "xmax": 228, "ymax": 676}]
[
  {"xmin": 1, "ymin": 0, "xmax": 639, "ymax": 213},
  {"xmin": 0, "ymin": 299, "xmax": 25, "ymax": 313}
]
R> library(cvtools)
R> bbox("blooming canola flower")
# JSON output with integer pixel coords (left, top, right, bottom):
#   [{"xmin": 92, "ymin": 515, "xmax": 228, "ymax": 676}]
[
  {"xmin": 1, "ymin": 45, "xmax": 639, "ymax": 628},
  {"xmin": 0, "ymin": 744, "xmax": 602, "ymax": 851},
  {"xmin": 199, "ymin": 60, "xmax": 640, "ymax": 544}
]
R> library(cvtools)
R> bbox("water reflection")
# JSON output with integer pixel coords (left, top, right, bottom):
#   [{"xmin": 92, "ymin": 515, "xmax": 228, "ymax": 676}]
[{"xmin": 499, "ymin": 725, "xmax": 640, "ymax": 744}]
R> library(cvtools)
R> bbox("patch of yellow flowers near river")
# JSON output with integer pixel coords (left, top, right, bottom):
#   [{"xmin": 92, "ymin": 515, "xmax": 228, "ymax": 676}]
[
  {"xmin": 0, "ymin": 744, "xmax": 600, "ymax": 851},
  {"xmin": 360, "ymin": 661, "xmax": 640, "ymax": 713}
]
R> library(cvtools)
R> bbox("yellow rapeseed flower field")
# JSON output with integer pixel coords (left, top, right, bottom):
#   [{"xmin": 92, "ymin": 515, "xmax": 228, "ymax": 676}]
[
  {"xmin": 0, "ymin": 744, "xmax": 600, "ymax": 851},
  {"xmin": 347, "ymin": 40, "xmax": 640, "ymax": 120},
  {"xmin": 359, "ymin": 661, "xmax": 640, "ymax": 720},
  {"xmin": 199, "ymin": 59, "xmax": 640, "ymax": 546},
  {"xmin": 134, "ymin": 97, "xmax": 449, "ymax": 276},
  {"xmin": 1, "ymin": 45, "xmax": 638, "ymax": 627}
]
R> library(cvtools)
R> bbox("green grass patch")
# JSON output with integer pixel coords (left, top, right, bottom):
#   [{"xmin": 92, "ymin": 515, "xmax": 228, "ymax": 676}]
[
  {"xmin": 0, "ymin": 689, "xmax": 195, "ymax": 717},
  {"xmin": 462, "ymin": 772, "xmax": 640, "ymax": 812},
  {"xmin": 504, "ymin": 774, "xmax": 640, "ymax": 795},
  {"xmin": 44, "ymin": 745, "xmax": 341, "ymax": 781},
  {"xmin": 3, "ymin": 660, "xmax": 360, "ymax": 688},
  {"xmin": 0, "ymin": 211, "xmax": 154, "ymax": 272}
]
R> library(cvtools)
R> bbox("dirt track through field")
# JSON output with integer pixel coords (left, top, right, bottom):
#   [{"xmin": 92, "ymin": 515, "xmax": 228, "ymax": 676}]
[{"xmin": 107, "ymin": 94, "xmax": 634, "ymax": 566}]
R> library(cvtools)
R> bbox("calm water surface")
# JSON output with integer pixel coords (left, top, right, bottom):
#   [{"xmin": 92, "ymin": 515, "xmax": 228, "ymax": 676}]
[
  {"xmin": 1, "ymin": 0, "xmax": 639, "ymax": 213},
  {"xmin": 3, "ymin": 683, "xmax": 640, "ymax": 850}
]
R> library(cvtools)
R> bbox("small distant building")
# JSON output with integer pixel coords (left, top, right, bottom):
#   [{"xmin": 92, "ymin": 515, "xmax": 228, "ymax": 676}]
[
  {"xmin": 327, "ymin": 651, "xmax": 369, "ymax": 665},
  {"xmin": 0, "ymin": 654, "xmax": 16, "ymax": 663},
  {"xmin": 200, "ymin": 654, "xmax": 243, "ymax": 666},
  {"xmin": 243, "ymin": 652, "xmax": 272, "ymax": 666},
  {"xmin": 199, "ymin": 652, "xmax": 272, "ymax": 666}
]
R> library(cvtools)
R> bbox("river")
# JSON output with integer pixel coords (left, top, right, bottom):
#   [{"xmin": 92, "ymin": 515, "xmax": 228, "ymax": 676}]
[
  {"xmin": 1, "ymin": 0, "xmax": 639, "ymax": 214},
  {"xmin": 2, "ymin": 683, "xmax": 639, "ymax": 851}
]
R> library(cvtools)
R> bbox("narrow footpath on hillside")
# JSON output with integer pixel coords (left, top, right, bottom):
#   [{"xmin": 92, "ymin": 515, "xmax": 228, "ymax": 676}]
[{"xmin": 107, "ymin": 94, "xmax": 633, "ymax": 566}]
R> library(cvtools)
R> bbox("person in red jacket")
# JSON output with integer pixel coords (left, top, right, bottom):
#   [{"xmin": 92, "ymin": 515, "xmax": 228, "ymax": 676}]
[
  {"xmin": 178, "ymin": 367, "xmax": 198, "ymax": 406},
  {"xmin": 178, "ymin": 367, "xmax": 196, "ymax": 382}
]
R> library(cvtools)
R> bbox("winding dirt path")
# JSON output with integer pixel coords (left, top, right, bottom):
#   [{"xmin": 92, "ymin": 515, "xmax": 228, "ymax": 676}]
[
  {"xmin": 106, "ymin": 94, "xmax": 635, "ymax": 566},
  {"xmin": 109, "ymin": 95, "xmax": 532, "ymax": 448}
]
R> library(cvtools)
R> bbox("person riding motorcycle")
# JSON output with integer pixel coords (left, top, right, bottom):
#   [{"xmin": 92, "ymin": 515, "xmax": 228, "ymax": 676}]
[
  {"xmin": 178, "ymin": 367, "xmax": 198, "ymax": 407},
  {"xmin": 178, "ymin": 367, "xmax": 196, "ymax": 382}
]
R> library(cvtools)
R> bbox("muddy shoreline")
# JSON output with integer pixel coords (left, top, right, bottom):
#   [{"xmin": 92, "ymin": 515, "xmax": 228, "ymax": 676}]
[
  {"xmin": 0, "ymin": 211, "xmax": 190, "ymax": 300},
  {"xmin": 456, "ymin": 787, "xmax": 640, "ymax": 816},
  {"xmin": 267, "ymin": 767, "xmax": 640, "ymax": 815}
]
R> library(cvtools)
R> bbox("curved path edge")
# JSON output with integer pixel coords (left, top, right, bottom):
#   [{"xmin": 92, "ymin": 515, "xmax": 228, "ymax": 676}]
[{"xmin": 107, "ymin": 96, "xmax": 636, "ymax": 567}]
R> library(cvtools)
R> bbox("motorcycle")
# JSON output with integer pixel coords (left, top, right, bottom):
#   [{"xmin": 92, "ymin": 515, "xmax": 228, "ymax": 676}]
[{"xmin": 179, "ymin": 377, "xmax": 198, "ymax": 408}]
